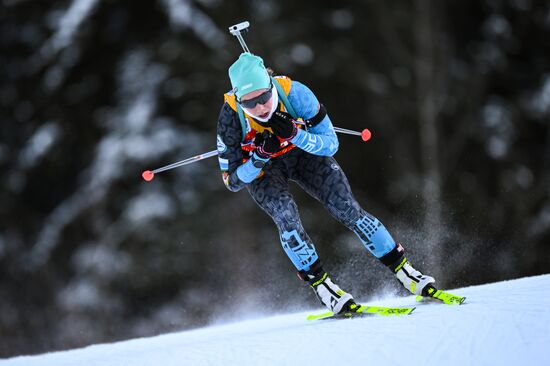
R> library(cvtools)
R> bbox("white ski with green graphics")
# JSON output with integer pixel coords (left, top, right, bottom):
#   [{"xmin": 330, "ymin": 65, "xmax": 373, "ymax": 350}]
[{"xmin": 306, "ymin": 304, "xmax": 415, "ymax": 321}]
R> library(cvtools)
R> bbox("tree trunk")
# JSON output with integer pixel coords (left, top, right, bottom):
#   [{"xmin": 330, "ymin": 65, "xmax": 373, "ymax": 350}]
[{"xmin": 415, "ymin": 0, "xmax": 443, "ymax": 275}]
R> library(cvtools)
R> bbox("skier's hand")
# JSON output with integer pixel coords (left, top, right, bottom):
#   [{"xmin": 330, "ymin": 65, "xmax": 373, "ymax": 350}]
[
  {"xmin": 254, "ymin": 131, "xmax": 280, "ymax": 159},
  {"xmin": 269, "ymin": 111, "xmax": 298, "ymax": 141}
]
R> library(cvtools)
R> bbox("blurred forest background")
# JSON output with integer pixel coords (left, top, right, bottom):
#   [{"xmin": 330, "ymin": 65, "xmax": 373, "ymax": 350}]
[{"xmin": 2, "ymin": 0, "xmax": 550, "ymax": 358}]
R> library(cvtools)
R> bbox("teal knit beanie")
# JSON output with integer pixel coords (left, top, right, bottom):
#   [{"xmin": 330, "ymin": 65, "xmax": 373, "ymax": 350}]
[{"xmin": 228, "ymin": 52, "xmax": 271, "ymax": 100}]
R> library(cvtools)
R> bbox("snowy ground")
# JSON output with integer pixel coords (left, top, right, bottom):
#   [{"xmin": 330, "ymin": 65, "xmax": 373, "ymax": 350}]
[{"xmin": 2, "ymin": 274, "xmax": 549, "ymax": 366}]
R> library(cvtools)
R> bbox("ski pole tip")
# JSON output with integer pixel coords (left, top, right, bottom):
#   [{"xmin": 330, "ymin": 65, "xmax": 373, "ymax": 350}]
[
  {"xmin": 142, "ymin": 170, "xmax": 155, "ymax": 182},
  {"xmin": 361, "ymin": 128, "xmax": 372, "ymax": 142}
]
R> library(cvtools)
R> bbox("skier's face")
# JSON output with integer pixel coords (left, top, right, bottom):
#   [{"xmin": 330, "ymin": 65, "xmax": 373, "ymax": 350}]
[{"xmin": 240, "ymin": 87, "xmax": 274, "ymax": 120}]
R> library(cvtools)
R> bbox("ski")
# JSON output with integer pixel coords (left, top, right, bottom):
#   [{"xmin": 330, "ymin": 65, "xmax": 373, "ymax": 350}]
[
  {"xmin": 416, "ymin": 288, "xmax": 466, "ymax": 305},
  {"xmin": 307, "ymin": 305, "xmax": 415, "ymax": 321}
]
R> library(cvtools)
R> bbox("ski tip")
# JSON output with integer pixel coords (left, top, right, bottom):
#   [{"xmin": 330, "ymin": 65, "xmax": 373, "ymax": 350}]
[{"xmin": 306, "ymin": 311, "xmax": 334, "ymax": 321}]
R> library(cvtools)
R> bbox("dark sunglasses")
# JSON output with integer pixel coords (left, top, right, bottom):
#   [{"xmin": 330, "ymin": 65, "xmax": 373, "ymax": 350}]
[{"xmin": 237, "ymin": 84, "xmax": 273, "ymax": 109}]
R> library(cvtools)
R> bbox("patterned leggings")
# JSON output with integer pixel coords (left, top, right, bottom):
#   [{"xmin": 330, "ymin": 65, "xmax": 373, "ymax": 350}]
[{"xmin": 247, "ymin": 148, "xmax": 397, "ymax": 272}]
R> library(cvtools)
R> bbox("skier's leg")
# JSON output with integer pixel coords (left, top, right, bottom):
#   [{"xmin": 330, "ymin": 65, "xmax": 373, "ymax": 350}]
[
  {"xmin": 290, "ymin": 153, "xmax": 395, "ymax": 256},
  {"xmin": 246, "ymin": 167, "xmax": 318, "ymax": 272},
  {"xmin": 247, "ymin": 167, "xmax": 355, "ymax": 313},
  {"xmin": 292, "ymin": 153, "xmax": 435, "ymax": 295}
]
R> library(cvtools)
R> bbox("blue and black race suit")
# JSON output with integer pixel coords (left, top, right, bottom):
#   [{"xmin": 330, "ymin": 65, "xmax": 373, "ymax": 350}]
[{"xmin": 216, "ymin": 79, "xmax": 401, "ymax": 272}]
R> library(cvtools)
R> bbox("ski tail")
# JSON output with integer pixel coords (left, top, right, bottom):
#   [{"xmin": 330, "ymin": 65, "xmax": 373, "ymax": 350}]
[
  {"xmin": 417, "ymin": 287, "xmax": 466, "ymax": 305},
  {"xmin": 307, "ymin": 305, "xmax": 415, "ymax": 321},
  {"xmin": 358, "ymin": 305, "xmax": 416, "ymax": 316}
]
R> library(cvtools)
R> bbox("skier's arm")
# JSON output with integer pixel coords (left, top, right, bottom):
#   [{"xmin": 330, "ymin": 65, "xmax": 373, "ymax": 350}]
[
  {"xmin": 287, "ymin": 81, "xmax": 339, "ymax": 156},
  {"xmin": 216, "ymin": 104, "xmax": 268, "ymax": 192}
]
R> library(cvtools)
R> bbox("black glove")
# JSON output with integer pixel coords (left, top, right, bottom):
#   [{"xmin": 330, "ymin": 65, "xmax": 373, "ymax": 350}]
[
  {"xmin": 254, "ymin": 131, "xmax": 280, "ymax": 159},
  {"xmin": 269, "ymin": 111, "xmax": 298, "ymax": 141}
]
